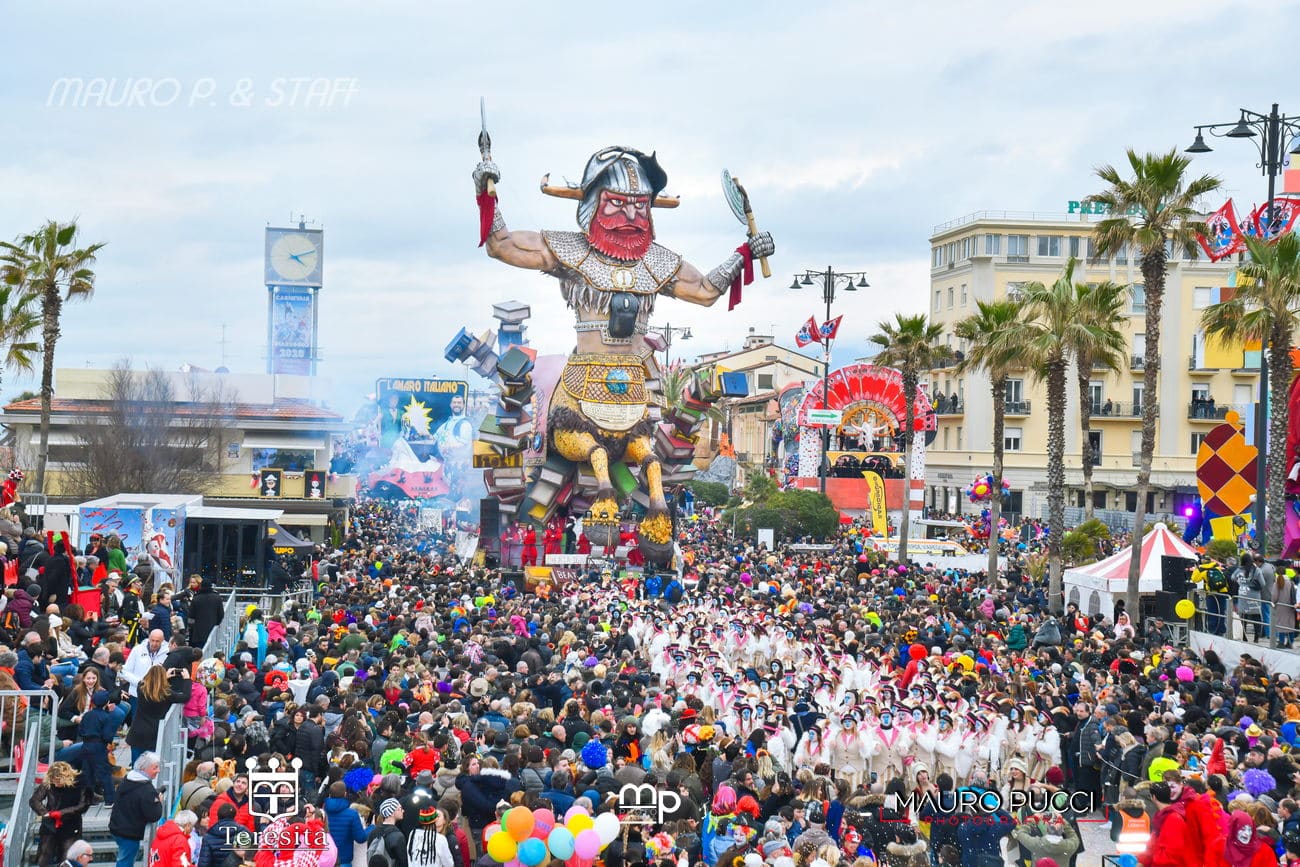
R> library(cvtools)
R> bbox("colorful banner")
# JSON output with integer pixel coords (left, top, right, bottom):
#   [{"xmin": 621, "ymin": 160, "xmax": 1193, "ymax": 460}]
[
  {"xmin": 1251, "ymin": 197, "xmax": 1300, "ymax": 242},
  {"xmin": 270, "ymin": 287, "xmax": 315, "ymax": 375},
  {"xmin": 368, "ymin": 377, "xmax": 473, "ymax": 501},
  {"xmin": 819, "ymin": 315, "xmax": 843, "ymax": 342},
  {"xmin": 1197, "ymin": 199, "xmax": 1246, "ymax": 262},
  {"xmin": 795, "ymin": 316, "xmax": 820, "ymax": 348},
  {"xmin": 863, "ymin": 470, "xmax": 887, "ymax": 537}
]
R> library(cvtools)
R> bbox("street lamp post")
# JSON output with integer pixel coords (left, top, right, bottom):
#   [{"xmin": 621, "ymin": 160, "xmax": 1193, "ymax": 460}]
[
  {"xmin": 647, "ymin": 322, "xmax": 692, "ymax": 365},
  {"xmin": 1187, "ymin": 104, "xmax": 1300, "ymax": 544},
  {"xmin": 791, "ymin": 267, "xmax": 870, "ymax": 493}
]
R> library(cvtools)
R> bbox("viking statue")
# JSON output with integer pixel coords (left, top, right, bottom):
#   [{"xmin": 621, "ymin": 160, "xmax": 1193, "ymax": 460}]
[{"xmin": 474, "ymin": 146, "xmax": 774, "ymax": 562}]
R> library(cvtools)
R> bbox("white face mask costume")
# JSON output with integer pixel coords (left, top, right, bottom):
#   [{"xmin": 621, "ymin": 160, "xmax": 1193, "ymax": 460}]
[{"xmin": 1236, "ymin": 825, "xmax": 1253, "ymax": 845}]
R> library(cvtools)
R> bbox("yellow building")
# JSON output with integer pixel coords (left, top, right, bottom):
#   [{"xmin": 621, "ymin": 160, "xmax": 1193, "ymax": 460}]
[
  {"xmin": 924, "ymin": 210, "xmax": 1251, "ymax": 522},
  {"xmin": 2, "ymin": 368, "xmax": 356, "ymax": 535}
]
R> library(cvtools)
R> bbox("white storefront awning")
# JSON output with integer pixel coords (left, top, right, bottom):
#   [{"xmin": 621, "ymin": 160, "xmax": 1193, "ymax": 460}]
[{"xmin": 240, "ymin": 435, "xmax": 327, "ymax": 450}]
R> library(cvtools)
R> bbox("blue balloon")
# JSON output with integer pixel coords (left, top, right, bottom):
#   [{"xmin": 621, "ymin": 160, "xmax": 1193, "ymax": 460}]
[
  {"xmin": 548, "ymin": 827, "xmax": 576, "ymax": 860},
  {"xmin": 518, "ymin": 839, "xmax": 547, "ymax": 866},
  {"xmin": 1118, "ymin": 855, "xmax": 1138, "ymax": 867}
]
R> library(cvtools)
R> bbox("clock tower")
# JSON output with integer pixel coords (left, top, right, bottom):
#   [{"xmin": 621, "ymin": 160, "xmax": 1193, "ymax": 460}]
[{"xmin": 264, "ymin": 220, "xmax": 324, "ymax": 376}]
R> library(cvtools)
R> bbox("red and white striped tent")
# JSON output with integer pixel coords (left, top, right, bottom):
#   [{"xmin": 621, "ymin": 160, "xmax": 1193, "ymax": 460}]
[{"xmin": 1062, "ymin": 522, "xmax": 1198, "ymax": 617}]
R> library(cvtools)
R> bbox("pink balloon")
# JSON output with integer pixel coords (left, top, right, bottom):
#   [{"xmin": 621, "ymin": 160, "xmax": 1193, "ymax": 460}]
[
  {"xmin": 533, "ymin": 809, "xmax": 555, "ymax": 836},
  {"xmin": 564, "ymin": 806, "xmax": 588, "ymax": 824},
  {"xmin": 575, "ymin": 830, "xmax": 601, "ymax": 860}
]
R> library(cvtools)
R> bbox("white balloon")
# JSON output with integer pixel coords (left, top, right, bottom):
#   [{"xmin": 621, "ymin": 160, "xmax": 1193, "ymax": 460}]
[{"xmin": 594, "ymin": 811, "xmax": 620, "ymax": 846}]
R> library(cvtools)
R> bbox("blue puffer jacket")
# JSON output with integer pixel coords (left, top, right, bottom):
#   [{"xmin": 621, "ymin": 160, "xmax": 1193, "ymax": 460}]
[{"xmin": 323, "ymin": 796, "xmax": 368, "ymax": 865}]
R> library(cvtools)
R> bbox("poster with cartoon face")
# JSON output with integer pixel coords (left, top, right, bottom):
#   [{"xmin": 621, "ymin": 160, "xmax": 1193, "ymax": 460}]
[
  {"xmin": 260, "ymin": 469, "xmax": 282, "ymax": 498},
  {"xmin": 304, "ymin": 470, "xmax": 326, "ymax": 499}
]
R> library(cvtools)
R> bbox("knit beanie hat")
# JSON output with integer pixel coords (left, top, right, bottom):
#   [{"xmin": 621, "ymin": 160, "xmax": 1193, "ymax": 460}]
[{"xmin": 379, "ymin": 798, "xmax": 401, "ymax": 818}]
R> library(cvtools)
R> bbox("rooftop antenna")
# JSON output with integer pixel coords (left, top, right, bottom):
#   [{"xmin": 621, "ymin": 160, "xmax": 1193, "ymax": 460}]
[{"xmin": 218, "ymin": 323, "xmax": 230, "ymax": 368}]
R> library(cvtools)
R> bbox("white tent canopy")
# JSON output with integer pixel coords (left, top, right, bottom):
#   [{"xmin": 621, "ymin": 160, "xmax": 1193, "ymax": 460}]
[{"xmin": 1062, "ymin": 523, "xmax": 1198, "ymax": 617}]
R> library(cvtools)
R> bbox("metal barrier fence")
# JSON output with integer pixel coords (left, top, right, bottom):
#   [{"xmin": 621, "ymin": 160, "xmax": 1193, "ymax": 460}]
[
  {"xmin": 145, "ymin": 591, "xmax": 242, "ymax": 859},
  {"xmin": 0, "ymin": 689, "xmax": 61, "ymax": 867},
  {"xmin": 216, "ymin": 584, "xmax": 314, "ymax": 616},
  {"xmin": 1188, "ymin": 590, "xmax": 1297, "ymax": 649}
]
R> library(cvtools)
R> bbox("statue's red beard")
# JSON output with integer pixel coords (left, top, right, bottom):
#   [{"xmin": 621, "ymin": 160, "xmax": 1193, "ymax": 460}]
[{"xmin": 589, "ymin": 212, "xmax": 653, "ymax": 261}]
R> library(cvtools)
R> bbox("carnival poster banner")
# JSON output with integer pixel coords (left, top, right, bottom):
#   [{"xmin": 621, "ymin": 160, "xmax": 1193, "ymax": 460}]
[
  {"xmin": 1196, "ymin": 199, "xmax": 1246, "ymax": 262},
  {"xmin": 368, "ymin": 378, "xmax": 472, "ymax": 498},
  {"xmin": 79, "ymin": 506, "xmax": 144, "ymax": 552},
  {"xmin": 270, "ymin": 287, "xmax": 314, "ymax": 375}
]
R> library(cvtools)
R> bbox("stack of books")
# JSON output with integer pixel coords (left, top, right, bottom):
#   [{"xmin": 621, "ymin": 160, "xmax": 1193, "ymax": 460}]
[{"xmin": 520, "ymin": 455, "xmax": 575, "ymax": 524}]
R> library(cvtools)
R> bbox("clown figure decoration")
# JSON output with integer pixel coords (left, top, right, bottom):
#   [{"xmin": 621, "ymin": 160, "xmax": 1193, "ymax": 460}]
[{"xmin": 475, "ymin": 146, "xmax": 774, "ymax": 561}]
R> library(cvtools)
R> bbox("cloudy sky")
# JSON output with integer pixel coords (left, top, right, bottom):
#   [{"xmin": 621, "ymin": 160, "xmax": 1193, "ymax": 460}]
[{"xmin": 2, "ymin": 0, "xmax": 1297, "ymax": 413}]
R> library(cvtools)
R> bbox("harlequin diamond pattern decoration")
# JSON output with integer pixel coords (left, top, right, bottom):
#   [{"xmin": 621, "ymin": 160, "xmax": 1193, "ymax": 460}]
[{"xmin": 1196, "ymin": 411, "xmax": 1257, "ymax": 517}]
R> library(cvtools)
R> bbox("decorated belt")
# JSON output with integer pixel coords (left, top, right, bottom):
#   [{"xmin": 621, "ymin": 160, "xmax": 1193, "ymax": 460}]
[{"xmin": 561, "ymin": 354, "xmax": 648, "ymax": 406}]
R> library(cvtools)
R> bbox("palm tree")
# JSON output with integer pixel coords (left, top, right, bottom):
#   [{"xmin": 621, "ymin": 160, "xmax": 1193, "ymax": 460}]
[
  {"xmin": 1018, "ymin": 259, "xmax": 1125, "ymax": 611},
  {"xmin": 1088, "ymin": 149, "xmax": 1219, "ymax": 616},
  {"xmin": 0, "ymin": 221, "xmax": 106, "ymax": 493},
  {"xmin": 955, "ymin": 299, "xmax": 1024, "ymax": 579},
  {"xmin": 1069, "ymin": 281, "xmax": 1128, "ymax": 520},
  {"xmin": 0, "ymin": 284, "xmax": 41, "ymax": 394},
  {"xmin": 1201, "ymin": 233, "xmax": 1300, "ymax": 555},
  {"xmin": 868, "ymin": 313, "xmax": 950, "ymax": 563}
]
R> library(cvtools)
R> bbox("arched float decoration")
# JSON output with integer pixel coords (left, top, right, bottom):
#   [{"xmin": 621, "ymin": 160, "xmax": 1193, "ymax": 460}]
[{"xmin": 795, "ymin": 364, "xmax": 935, "ymax": 432}]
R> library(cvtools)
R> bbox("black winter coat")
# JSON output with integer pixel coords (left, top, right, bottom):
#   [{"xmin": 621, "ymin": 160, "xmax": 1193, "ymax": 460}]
[
  {"xmin": 457, "ymin": 768, "xmax": 520, "ymax": 830},
  {"xmin": 189, "ymin": 585, "xmax": 225, "ymax": 648},
  {"xmin": 294, "ymin": 719, "xmax": 326, "ymax": 773},
  {"xmin": 109, "ymin": 773, "xmax": 164, "ymax": 840}
]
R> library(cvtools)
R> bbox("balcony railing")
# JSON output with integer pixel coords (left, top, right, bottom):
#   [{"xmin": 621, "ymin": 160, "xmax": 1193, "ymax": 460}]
[
  {"xmin": 934, "ymin": 397, "xmax": 964, "ymax": 415},
  {"xmin": 1004, "ymin": 399, "xmax": 1032, "ymax": 415},
  {"xmin": 1090, "ymin": 401, "xmax": 1143, "ymax": 418},
  {"xmin": 1130, "ymin": 355, "xmax": 1145, "ymax": 370},
  {"xmin": 1188, "ymin": 402, "xmax": 1232, "ymax": 421}
]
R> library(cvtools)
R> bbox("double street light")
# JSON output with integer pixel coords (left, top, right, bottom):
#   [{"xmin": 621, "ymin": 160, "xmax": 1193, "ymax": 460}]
[
  {"xmin": 646, "ymin": 322, "xmax": 692, "ymax": 365},
  {"xmin": 790, "ymin": 267, "xmax": 870, "ymax": 493},
  {"xmin": 1187, "ymin": 103, "xmax": 1300, "ymax": 540}
]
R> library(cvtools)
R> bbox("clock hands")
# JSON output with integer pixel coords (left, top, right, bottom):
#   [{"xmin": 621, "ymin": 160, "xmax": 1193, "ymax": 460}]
[{"xmin": 287, "ymin": 250, "xmax": 317, "ymax": 265}]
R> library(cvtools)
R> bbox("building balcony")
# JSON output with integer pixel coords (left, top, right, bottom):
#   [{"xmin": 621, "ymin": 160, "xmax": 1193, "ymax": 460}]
[
  {"xmin": 1187, "ymin": 356, "xmax": 1216, "ymax": 375},
  {"xmin": 1004, "ymin": 400, "xmax": 1032, "ymax": 416},
  {"xmin": 1130, "ymin": 355, "xmax": 1145, "ymax": 370},
  {"xmin": 1188, "ymin": 402, "xmax": 1236, "ymax": 422},
  {"xmin": 1090, "ymin": 401, "xmax": 1143, "ymax": 419},
  {"xmin": 934, "ymin": 397, "xmax": 964, "ymax": 415}
]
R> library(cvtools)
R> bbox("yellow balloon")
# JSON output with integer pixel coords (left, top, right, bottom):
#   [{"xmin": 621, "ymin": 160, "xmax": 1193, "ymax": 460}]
[
  {"xmin": 1174, "ymin": 599, "xmax": 1196, "ymax": 619},
  {"xmin": 568, "ymin": 814, "xmax": 594, "ymax": 835},
  {"xmin": 487, "ymin": 832, "xmax": 518, "ymax": 863}
]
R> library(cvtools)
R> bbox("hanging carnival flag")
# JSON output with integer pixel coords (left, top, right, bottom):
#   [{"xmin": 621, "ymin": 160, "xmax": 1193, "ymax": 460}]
[
  {"xmin": 795, "ymin": 316, "xmax": 821, "ymax": 347},
  {"xmin": 1197, "ymin": 199, "xmax": 1246, "ymax": 261},
  {"xmin": 1251, "ymin": 197, "xmax": 1300, "ymax": 242},
  {"xmin": 819, "ymin": 315, "xmax": 843, "ymax": 342}
]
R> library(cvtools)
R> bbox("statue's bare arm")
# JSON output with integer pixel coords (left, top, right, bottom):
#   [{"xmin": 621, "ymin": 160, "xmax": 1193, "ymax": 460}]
[
  {"xmin": 474, "ymin": 160, "xmax": 558, "ymax": 271},
  {"xmin": 666, "ymin": 259, "xmax": 728, "ymax": 307},
  {"xmin": 485, "ymin": 224, "xmax": 558, "ymax": 272}
]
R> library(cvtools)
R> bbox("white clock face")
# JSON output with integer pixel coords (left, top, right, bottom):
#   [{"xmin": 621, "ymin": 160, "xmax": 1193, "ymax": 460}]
[{"xmin": 269, "ymin": 233, "xmax": 320, "ymax": 282}]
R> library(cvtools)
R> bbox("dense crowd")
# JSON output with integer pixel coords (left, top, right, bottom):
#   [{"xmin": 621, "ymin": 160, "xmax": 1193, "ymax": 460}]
[{"xmin": 14, "ymin": 499, "xmax": 1300, "ymax": 867}]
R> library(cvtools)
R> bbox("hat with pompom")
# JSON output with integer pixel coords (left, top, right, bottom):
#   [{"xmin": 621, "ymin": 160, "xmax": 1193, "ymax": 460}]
[{"xmin": 580, "ymin": 740, "xmax": 608, "ymax": 769}]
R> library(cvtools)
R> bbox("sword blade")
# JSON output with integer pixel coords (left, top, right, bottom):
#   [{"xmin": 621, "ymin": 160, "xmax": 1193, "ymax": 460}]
[{"xmin": 478, "ymin": 97, "xmax": 491, "ymax": 156}]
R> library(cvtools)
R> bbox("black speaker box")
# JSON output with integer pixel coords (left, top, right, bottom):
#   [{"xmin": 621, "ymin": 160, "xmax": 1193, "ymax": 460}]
[{"xmin": 1160, "ymin": 555, "xmax": 1194, "ymax": 592}]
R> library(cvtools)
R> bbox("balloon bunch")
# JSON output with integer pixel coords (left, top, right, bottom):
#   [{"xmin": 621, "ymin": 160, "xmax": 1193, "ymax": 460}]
[
  {"xmin": 965, "ymin": 473, "xmax": 1010, "ymax": 503},
  {"xmin": 485, "ymin": 804, "xmax": 621, "ymax": 867}
]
